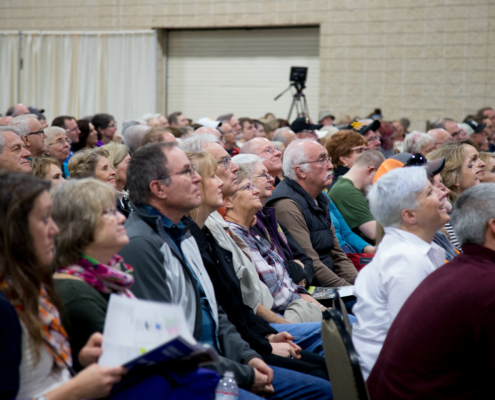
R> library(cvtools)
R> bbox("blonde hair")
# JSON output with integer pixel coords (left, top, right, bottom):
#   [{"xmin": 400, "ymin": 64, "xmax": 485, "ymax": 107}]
[
  {"xmin": 68, "ymin": 147, "xmax": 109, "ymax": 179},
  {"xmin": 30, "ymin": 157, "xmax": 60, "ymax": 180},
  {"xmin": 51, "ymin": 178, "xmax": 116, "ymax": 269},
  {"xmin": 102, "ymin": 142, "xmax": 130, "ymax": 171},
  {"xmin": 479, "ymin": 151, "xmax": 495, "ymax": 165}
]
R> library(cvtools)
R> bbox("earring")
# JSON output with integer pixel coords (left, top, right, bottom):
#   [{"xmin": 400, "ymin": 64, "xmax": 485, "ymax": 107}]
[{"xmin": 344, "ymin": 163, "xmax": 348, "ymax": 167}]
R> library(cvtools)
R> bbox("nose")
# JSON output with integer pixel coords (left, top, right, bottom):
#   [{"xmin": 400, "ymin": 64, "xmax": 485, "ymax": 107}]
[
  {"xmin": 253, "ymin": 186, "xmax": 260, "ymax": 196},
  {"xmin": 328, "ymin": 160, "xmax": 334, "ymax": 169},
  {"xmin": 192, "ymin": 169, "xmax": 202, "ymax": 183},
  {"xmin": 50, "ymin": 219, "xmax": 60, "ymax": 236},
  {"xmin": 110, "ymin": 168, "xmax": 116, "ymax": 176},
  {"xmin": 231, "ymin": 161, "xmax": 239, "ymax": 174},
  {"xmin": 117, "ymin": 211, "xmax": 126, "ymax": 224},
  {"xmin": 22, "ymin": 147, "xmax": 32, "ymax": 158}
]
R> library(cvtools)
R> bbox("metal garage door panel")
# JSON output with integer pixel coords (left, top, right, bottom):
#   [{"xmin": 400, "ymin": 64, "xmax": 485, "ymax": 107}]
[{"xmin": 167, "ymin": 27, "xmax": 319, "ymax": 122}]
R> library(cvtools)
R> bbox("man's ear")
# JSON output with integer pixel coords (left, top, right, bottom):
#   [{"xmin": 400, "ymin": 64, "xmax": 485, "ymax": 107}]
[
  {"xmin": 401, "ymin": 209, "xmax": 417, "ymax": 226},
  {"xmin": 22, "ymin": 136, "xmax": 30, "ymax": 148},
  {"xmin": 367, "ymin": 166, "xmax": 376, "ymax": 176},
  {"xmin": 149, "ymin": 180, "xmax": 167, "ymax": 200},
  {"xmin": 485, "ymin": 219, "xmax": 495, "ymax": 242},
  {"xmin": 294, "ymin": 165, "xmax": 306, "ymax": 180}
]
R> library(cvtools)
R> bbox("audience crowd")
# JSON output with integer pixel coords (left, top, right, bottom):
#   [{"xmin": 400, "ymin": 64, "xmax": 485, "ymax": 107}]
[{"xmin": 1, "ymin": 103, "xmax": 495, "ymax": 399}]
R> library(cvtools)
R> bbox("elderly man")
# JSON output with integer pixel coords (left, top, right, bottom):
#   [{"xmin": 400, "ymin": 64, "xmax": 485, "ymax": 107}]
[
  {"xmin": 266, "ymin": 139, "xmax": 358, "ymax": 288},
  {"xmin": 240, "ymin": 138, "xmax": 283, "ymax": 185},
  {"xmin": 9, "ymin": 114, "xmax": 46, "ymax": 157},
  {"xmin": 272, "ymin": 127, "xmax": 297, "ymax": 148},
  {"xmin": 427, "ymin": 128, "xmax": 452, "ymax": 150},
  {"xmin": 218, "ymin": 113, "xmax": 242, "ymax": 137},
  {"xmin": 434, "ymin": 118, "xmax": 469, "ymax": 141},
  {"xmin": 0, "ymin": 126, "xmax": 32, "ymax": 173},
  {"xmin": 123, "ymin": 124, "xmax": 150, "ymax": 155},
  {"xmin": 368, "ymin": 183, "xmax": 495, "ymax": 398},
  {"xmin": 0, "ymin": 116, "xmax": 13, "ymax": 126},
  {"xmin": 195, "ymin": 126, "xmax": 224, "ymax": 147},
  {"xmin": 120, "ymin": 142, "xmax": 330, "ymax": 400},
  {"xmin": 329, "ymin": 150, "xmax": 385, "ymax": 242},
  {"xmin": 5, "ymin": 104, "xmax": 29, "ymax": 117},
  {"xmin": 167, "ymin": 111, "xmax": 189, "ymax": 128}
]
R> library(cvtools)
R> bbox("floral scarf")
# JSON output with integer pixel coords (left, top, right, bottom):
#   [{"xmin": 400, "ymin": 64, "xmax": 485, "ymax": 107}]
[
  {"xmin": 0, "ymin": 281, "xmax": 72, "ymax": 369},
  {"xmin": 57, "ymin": 254, "xmax": 135, "ymax": 298}
]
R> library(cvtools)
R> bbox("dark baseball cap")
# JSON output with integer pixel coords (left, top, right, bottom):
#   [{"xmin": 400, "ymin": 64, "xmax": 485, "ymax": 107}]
[
  {"xmin": 290, "ymin": 117, "xmax": 323, "ymax": 134},
  {"xmin": 344, "ymin": 120, "xmax": 381, "ymax": 135},
  {"xmin": 464, "ymin": 120, "xmax": 486, "ymax": 133}
]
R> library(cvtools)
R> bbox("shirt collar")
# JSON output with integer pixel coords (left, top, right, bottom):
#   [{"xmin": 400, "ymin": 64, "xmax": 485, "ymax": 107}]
[
  {"xmin": 141, "ymin": 204, "xmax": 186, "ymax": 231},
  {"xmin": 383, "ymin": 226, "xmax": 434, "ymax": 256}
]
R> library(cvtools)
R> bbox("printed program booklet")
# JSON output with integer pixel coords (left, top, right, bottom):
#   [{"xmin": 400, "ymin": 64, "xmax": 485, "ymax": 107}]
[{"xmin": 307, "ymin": 286, "xmax": 355, "ymax": 301}]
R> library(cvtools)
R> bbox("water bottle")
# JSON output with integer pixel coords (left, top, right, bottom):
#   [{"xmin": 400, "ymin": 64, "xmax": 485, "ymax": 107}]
[{"xmin": 214, "ymin": 371, "xmax": 238, "ymax": 400}]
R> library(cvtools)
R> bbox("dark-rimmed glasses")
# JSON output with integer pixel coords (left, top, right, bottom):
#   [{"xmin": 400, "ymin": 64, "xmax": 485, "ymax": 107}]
[
  {"xmin": 352, "ymin": 147, "xmax": 369, "ymax": 154},
  {"xmin": 217, "ymin": 157, "xmax": 231, "ymax": 169},
  {"xmin": 159, "ymin": 165, "xmax": 196, "ymax": 181},
  {"xmin": 27, "ymin": 130, "xmax": 45, "ymax": 137},
  {"xmin": 299, "ymin": 156, "xmax": 332, "ymax": 167}
]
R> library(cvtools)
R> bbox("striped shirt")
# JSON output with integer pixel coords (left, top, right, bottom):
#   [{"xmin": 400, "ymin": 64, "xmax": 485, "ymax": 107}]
[{"xmin": 444, "ymin": 222, "xmax": 462, "ymax": 252}]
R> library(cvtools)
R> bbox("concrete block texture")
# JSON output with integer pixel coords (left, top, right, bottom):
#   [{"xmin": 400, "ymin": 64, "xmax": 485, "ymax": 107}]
[{"xmin": 1, "ymin": 0, "xmax": 493, "ymax": 130}]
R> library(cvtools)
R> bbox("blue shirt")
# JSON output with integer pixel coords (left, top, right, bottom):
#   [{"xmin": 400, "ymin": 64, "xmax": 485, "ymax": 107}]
[{"xmin": 142, "ymin": 205, "xmax": 219, "ymax": 351}]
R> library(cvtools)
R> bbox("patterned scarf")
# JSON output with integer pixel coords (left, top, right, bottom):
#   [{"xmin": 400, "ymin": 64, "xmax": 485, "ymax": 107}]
[
  {"xmin": 0, "ymin": 281, "xmax": 72, "ymax": 369},
  {"xmin": 57, "ymin": 254, "xmax": 135, "ymax": 298}
]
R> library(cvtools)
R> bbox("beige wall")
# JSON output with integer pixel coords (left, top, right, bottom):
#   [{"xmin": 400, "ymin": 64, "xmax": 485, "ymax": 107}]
[{"xmin": 2, "ymin": 0, "xmax": 494, "ymax": 130}]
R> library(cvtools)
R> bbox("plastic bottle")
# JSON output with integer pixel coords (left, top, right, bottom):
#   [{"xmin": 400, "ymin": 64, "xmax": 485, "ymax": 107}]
[{"xmin": 214, "ymin": 371, "xmax": 238, "ymax": 400}]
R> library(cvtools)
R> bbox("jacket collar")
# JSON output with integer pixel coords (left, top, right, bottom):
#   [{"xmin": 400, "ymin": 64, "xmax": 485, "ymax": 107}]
[
  {"xmin": 462, "ymin": 244, "xmax": 495, "ymax": 261},
  {"xmin": 284, "ymin": 177, "xmax": 330, "ymax": 212}
]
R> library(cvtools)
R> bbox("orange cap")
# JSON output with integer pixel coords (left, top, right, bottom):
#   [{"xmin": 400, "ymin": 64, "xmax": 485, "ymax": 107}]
[{"xmin": 373, "ymin": 159, "xmax": 405, "ymax": 184}]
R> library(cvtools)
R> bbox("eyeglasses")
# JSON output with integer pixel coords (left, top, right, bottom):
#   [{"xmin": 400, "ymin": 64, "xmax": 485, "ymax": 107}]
[
  {"xmin": 159, "ymin": 165, "xmax": 196, "ymax": 181},
  {"xmin": 47, "ymin": 138, "xmax": 72, "ymax": 146},
  {"xmin": 67, "ymin": 126, "xmax": 79, "ymax": 133},
  {"xmin": 405, "ymin": 153, "xmax": 427, "ymax": 166},
  {"xmin": 451, "ymin": 130, "xmax": 462, "ymax": 138},
  {"xmin": 107, "ymin": 123, "xmax": 117, "ymax": 129},
  {"xmin": 237, "ymin": 182, "xmax": 258, "ymax": 192},
  {"xmin": 299, "ymin": 156, "xmax": 332, "ymax": 166},
  {"xmin": 366, "ymin": 135, "xmax": 379, "ymax": 142},
  {"xmin": 352, "ymin": 147, "xmax": 369, "ymax": 154},
  {"xmin": 217, "ymin": 157, "xmax": 231, "ymax": 169},
  {"xmin": 257, "ymin": 147, "xmax": 280, "ymax": 156},
  {"xmin": 27, "ymin": 130, "xmax": 45, "ymax": 137},
  {"xmin": 102, "ymin": 207, "xmax": 119, "ymax": 217},
  {"xmin": 252, "ymin": 171, "xmax": 273, "ymax": 180}
]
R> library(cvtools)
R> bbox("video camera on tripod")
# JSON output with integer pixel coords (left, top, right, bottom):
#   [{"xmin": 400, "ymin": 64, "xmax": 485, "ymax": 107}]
[{"xmin": 274, "ymin": 66, "xmax": 310, "ymax": 121}]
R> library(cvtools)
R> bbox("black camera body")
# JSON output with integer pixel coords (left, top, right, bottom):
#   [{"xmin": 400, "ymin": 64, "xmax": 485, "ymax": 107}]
[{"xmin": 289, "ymin": 67, "xmax": 308, "ymax": 84}]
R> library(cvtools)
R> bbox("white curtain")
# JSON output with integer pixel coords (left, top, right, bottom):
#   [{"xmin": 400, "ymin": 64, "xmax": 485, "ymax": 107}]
[
  {"xmin": 0, "ymin": 31, "xmax": 20, "ymax": 115},
  {"xmin": 2, "ymin": 30, "xmax": 157, "ymax": 129}
]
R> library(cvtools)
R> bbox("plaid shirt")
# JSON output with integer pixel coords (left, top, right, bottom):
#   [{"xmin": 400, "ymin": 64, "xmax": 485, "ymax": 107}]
[{"xmin": 226, "ymin": 221, "xmax": 306, "ymax": 314}]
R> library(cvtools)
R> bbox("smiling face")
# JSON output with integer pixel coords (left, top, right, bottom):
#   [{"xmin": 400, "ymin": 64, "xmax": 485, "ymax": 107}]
[
  {"xmin": 254, "ymin": 138, "xmax": 283, "ymax": 176},
  {"xmin": 456, "ymin": 145, "xmax": 485, "ymax": 190},
  {"xmin": 0, "ymin": 130, "xmax": 32, "ymax": 173},
  {"xmin": 28, "ymin": 191, "xmax": 60, "ymax": 267},
  {"xmin": 115, "ymin": 153, "xmax": 131, "ymax": 191},
  {"xmin": 431, "ymin": 173, "xmax": 452, "ymax": 213},
  {"xmin": 92, "ymin": 205, "xmax": 129, "ymax": 254},
  {"xmin": 413, "ymin": 180, "xmax": 450, "ymax": 235},
  {"xmin": 94, "ymin": 156, "xmax": 117, "ymax": 188},
  {"xmin": 251, "ymin": 162, "xmax": 275, "ymax": 205}
]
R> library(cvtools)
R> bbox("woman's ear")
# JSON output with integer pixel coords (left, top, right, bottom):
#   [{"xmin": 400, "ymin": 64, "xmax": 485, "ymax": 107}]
[
  {"xmin": 401, "ymin": 209, "xmax": 417, "ymax": 226},
  {"xmin": 223, "ymin": 195, "xmax": 234, "ymax": 210},
  {"xmin": 339, "ymin": 155, "xmax": 348, "ymax": 167}
]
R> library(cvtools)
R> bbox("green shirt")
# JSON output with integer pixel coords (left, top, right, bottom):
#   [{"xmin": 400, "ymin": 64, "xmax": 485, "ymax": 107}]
[{"xmin": 328, "ymin": 177, "xmax": 374, "ymax": 240}]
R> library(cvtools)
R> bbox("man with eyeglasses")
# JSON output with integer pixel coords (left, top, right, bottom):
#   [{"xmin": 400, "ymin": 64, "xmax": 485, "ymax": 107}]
[
  {"xmin": 345, "ymin": 119, "xmax": 382, "ymax": 150},
  {"xmin": 290, "ymin": 117, "xmax": 324, "ymax": 140},
  {"xmin": 8, "ymin": 114, "xmax": 46, "ymax": 158},
  {"xmin": 0, "ymin": 126, "xmax": 32, "ymax": 173},
  {"xmin": 52, "ymin": 115, "xmax": 80, "ymax": 144},
  {"xmin": 267, "ymin": 139, "xmax": 358, "ymax": 288},
  {"xmin": 427, "ymin": 128, "xmax": 452, "ymax": 150},
  {"xmin": 240, "ymin": 138, "xmax": 284, "ymax": 186},
  {"xmin": 434, "ymin": 118, "xmax": 469, "ymax": 141}
]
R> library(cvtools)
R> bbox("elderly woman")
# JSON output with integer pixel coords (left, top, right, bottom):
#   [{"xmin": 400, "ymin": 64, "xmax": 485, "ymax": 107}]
[
  {"xmin": 72, "ymin": 119, "xmax": 98, "ymax": 152},
  {"xmin": 30, "ymin": 157, "xmax": 66, "ymax": 186},
  {"xmin": 427, "ymin": 139, "xmax": 485, "ymax": 250},
  {"xmin": 44, "ymin": 126, "xmax": 71, "ymax": 178},
  {"xmin": 403, "ymin": 131, "xmax": 435, "ymax": 155},
  {"xmin": 0, "ymin": 173, "xmax": 126, "ymax": 399},
  {"xmin": 325, "ymin": 130, "xmax": 369, "ymax": 187},
  {"xmin": 68, "ymin": 147, "xmax": 116, "ymax": 188},
  {"xmin": 51, "ymin": 179, "xmax": 131, "ymax": 371},
  {"xmin": 352, "ymin": 167, "xmax": 450, "ymax": 380},
  {"xmin": 102, "ymin": 142, "xmax": 132, "ymax": 217},
  {"xmin": 480, "ymin": 152, "xmax": 495, "ymax": 183},
  {"xmin": 224, "ymin": 165, "xmax": 324, "ymax": 323}
]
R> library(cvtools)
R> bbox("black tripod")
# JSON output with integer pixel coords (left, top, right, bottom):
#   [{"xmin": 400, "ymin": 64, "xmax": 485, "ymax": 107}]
[{"xmin": 274, "ymin": 81, "xmax": 309, "ymax": 121}]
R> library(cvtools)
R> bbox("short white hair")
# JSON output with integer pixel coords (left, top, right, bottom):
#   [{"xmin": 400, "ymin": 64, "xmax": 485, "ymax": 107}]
[
  {"xmin": 368, "ymin": 167, "xmax": 427, "ymax": 228},
  {"xmin": 403, "ymin": 131, "xmax": 434, "ymax": 154},
  {"xmin": 232, "ymin": 154, "xmax": 264, "ymax": 177},
  {"xmin": 123, "ymin": 124, "xmax": 150, "ymax": 154},
  {"xmin": 282, "ymin": 138, "xmax": 314, "ymax": 179},
  {"xmin": 44, "ymin": 126, "xmax": 66, "ymax": 144},
  {"xmin": 272, "ymin": 127, "xmax": 295, "ymax": 146},
  {"xmin": 8, "ymin": 114, "xmax": 39, "ymax": 137},
  {"xmin": 179, "ymin": 134, "xmax": 218, "ymax": 152}
]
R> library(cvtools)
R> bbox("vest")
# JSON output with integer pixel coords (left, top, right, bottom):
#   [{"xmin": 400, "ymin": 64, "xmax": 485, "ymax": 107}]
[{"xmin": 266, "ymin": 177, "xmax": 335, "ymax": 271}]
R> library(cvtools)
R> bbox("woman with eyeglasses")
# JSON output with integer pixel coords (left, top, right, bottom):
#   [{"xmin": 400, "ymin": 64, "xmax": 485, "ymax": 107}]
[
  {"xmin": 44, "ymin": 126, "xmax": 71, "ymax": 178},
  {"xmin": 68, "ymin": 148, "xmax": 117, "ymax": 188},
  {"xmin": 325, "ymin": 129, "xmax": 369, "ymax": 189},
  {"xmin": 0, "ymin": 173, "xmax": 126, "ymax": 400},
  {"xmin": 51, "ymin": 179, "xmax": 131, "ymax": 372}
]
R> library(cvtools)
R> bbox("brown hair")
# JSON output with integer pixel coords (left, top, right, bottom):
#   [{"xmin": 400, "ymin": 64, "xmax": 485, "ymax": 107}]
[
  {"xmin": 68, "ymin": 147, "xmax": 109, "ymax": 179},
  {"xmin": 0, "ymin": 172, "xmax": 61, "ymax": 362},
  {"xmin": 325, "ymin": 130, "xmax": 368, "ymax": 166},
  {"xmin": 30, "ymin": 157, "xmax": 60, "ymax": 180},
  {"xmin": 141, "ymin": 126, "xmax": 174, "ymax": 146}
]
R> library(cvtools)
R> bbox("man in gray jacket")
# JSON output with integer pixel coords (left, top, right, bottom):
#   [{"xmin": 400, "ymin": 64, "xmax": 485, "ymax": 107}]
[{"xmin": 119, "ymin": 142, "xmax": 332, "ymax": 400}]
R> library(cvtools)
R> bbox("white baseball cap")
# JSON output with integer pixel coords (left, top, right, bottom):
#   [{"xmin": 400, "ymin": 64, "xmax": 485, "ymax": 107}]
[{"xmin": 196, "ymin": 117, "xmax": 222, "ymax": 129}]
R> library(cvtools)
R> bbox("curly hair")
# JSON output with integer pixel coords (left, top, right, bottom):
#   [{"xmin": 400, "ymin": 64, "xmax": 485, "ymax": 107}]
[
  {"xmin": 68, "ymin": 147, "xmax": 109, "ymax": 179},
  {"xmin": 30, "ymin": 157, "xmax": 60, "ymax": 180},
  {"xmin": 325, "ymin": 130, "xmax": 368, "ymax": 166}
]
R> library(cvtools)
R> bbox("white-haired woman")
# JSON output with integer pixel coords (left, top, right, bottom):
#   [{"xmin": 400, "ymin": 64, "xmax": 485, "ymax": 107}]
[
  {"xmin": 403, "ymin": 131, "xmax": 435, "ymax": 156},
  {"xmin": 44, "ymin": 126, "xmax": 71, "ymax": 178},
  {"xmin": 351, "ymin": 167, "xmax": 450, "ymax": 380}
]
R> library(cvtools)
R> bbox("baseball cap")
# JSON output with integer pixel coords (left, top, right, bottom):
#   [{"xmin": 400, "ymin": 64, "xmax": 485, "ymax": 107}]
[
  {"xmin": 345, "ymin": 120, "xmax": 381, "ymax": 135},
  {"xmin": 196, "ymin": 117, "xmax": 222, "ymax": 129},
  {"xmin": 373, "ymin": 152, "xmax": 445, "ymax": 183},
  {"xmin": 464, "ymin": 120, "xmax": 486, "ymax": 134},
  {"xmin": 315, "ymin": 126, "xmax": 339, "ymax": 140},
  {"xmin": 318, "ymin": 110, "xmax": 335, "ymax": 122},
  {"xmin": 290, "ymin": 117, "xmax": 323, "ymax": 134},
  {"xmin": 28, "ymin": 106, "xmax": 45, "ymax": 114}
]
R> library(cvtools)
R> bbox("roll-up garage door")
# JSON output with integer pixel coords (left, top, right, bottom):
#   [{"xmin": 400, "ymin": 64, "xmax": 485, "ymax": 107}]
[{"xmin": 167, "ymin": 27, "xmax": 319, "ymax": 122}]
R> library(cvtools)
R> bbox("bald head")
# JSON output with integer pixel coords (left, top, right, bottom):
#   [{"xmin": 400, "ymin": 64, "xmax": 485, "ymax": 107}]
[
  {"xmin": 6, "ymin": 104, "xmax": 29, "ymax": 117},
  {"xmin": 196, "ymin": 127, "xmax": 221, "ymax": 139},
  {"xmin": 427, "ymin": 128, "xmax": 452, "ymax": 150},
  {"xmin": 239, "ymin": 137, "xmax": 269, "ymax": 155},
  {"xmin": 0, "ymin": 117, "xmax": 13, "ymax": 126}
]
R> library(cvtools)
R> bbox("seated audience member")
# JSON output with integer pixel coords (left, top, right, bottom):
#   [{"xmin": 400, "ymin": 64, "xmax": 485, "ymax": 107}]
[
  {"xmin": 185, "ymin": 151, "xmax": 328, "ymax": 378},
  {"xmin": 463, "ymin": 119, "xmax": 487, "ymax": 150},
  {"xmin": 68, "ymin": 148, "xmax": 116, "ymax": 189},
  {"xmin": 325, "ymin": 130, "xmax": 369, "ymax": 186},
  {"xmin": 391, "ymin": 120, "xmax": 405, "ymax": 152},
  {"xmin": 427, "ymin": 139, "xmax": 485, "ymax": 250},
  {"xmin": 318, "ymin": 111, "xmax": 335, "ymax": 127},
  {"xmin": 329, "ymin": 150, "xmax": 385, "ymax": 242},
  {"xmin": 427, "ymin": 128, "xmax": 452, "ymax": 150},
  {"xmin": 225, "ymin": 168, "xmax": 324, "ymax": 322},
  {"xmin": 289, "ymin": 117, "xmax": 323, "ymax": 140},
  {"xmin": 141, "ymin": 126, "xmax": 177, "ymax": 146},
  {"xmin": 218, "ymin": 113, "xmax": 242, "ymax": 138},
  {"xmin": 51, "ymin": 179, "xmax": 131, "ymax": 371},
  {"xmin": 267, "ymin": 139, "xmax": 358, "ymax": 287},
  {"xmin": 92, "ymin": 113, "xmax": 119, "ymax": 145},
  {"xmin": 368, "ymin": 183, "xmax": 495, "ymax": 399},
  {"xmin": 272, "ymin": 127, "xmax": 297, "ymax": 148},
  {"xmin": 253, "ymin": 119, "xmax": 267, "ymax": 138},
  {"xmin": 72, "ymin": 119, "xmax": 98, "ymax": 152},
  {"xmin": 103, "ymin": 142, "xmax": 132, "ymax": 217},
  {"xmin": 346, "ymin": 120, "xmax": 381, "ymax": 150},
  {"xmin": 376, "ymin": 121, "xmax": 397, "ymax": 159},
  {"xmin": 0, "ymin": 173, "xmax": 126, "ymax": 399},
  {"xmin": 233, "ymin": 154, "xmax": 314, "ymax": 285},
  {"xmin": 434, "ymin": 118, "xmax": 469, "ymax": 141},
  {"xmin": 122, "ymin": 124, "xmax": 150, "ymax": 155},
  {"xmin": 240, "ymin": 138, "xmax": 284, "ymax": 186},
  {"xmin": 0, "ymin": 126, "xmax": 32, "ymax": 173},
  {"xmin": 237, "ymin": 117, "xmax": 257, "ymax": 147},
  {"xmin": 352, "ymin": 167, "xmax": 449, "ymax": 380},
  {"xmin": 480, "ymin": 152, "xmax": 495, "ymax": 183},
  {"xmin": 118, "ymin": 143, "xmax": 331, "ymax": 400},
  {"xmin": 30, "ymin": 157, "xmax": 66, "ymax": 186},
  {"xmin": 403, "ymin": 131, "xmax": 435, "ymax": 155},
  {"xmin": 217, "ymin": 122, "xmax": 238, "ymax": 156},
  {"xmin": 52, "ymin": 115, "xmax": 81, "ymax": 150},
  {"xmin": 44, "ymin": 127, "xmax": 71, "ymax": 178},
  {"xmin": 5, "ymin": 103, "xmax": 29, "ymax": 117},
  {"xmin": 478, "ymin": 115, "xmax": 495, "ymax": 151},
  {"xmin": 9, "ymin": 114, "xmax": 47, "ymax": 157},
  {"xmin": 167, "ymin": 111, "xmax": 189, "ymax": 128},
  {"xmin": 195, "ymin": 126, "xmax": 224, "ymax": 147},
  {"xmin": 0, "ymin": 116, "xmax": 13, "ymax": 126}
]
